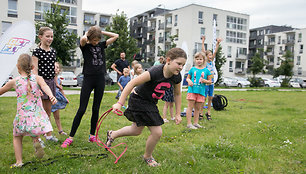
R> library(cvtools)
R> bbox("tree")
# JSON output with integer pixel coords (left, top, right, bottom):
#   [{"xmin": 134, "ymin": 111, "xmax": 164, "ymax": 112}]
[
  {"xmin": 248, "ymin": 48, "xmax": 266, "ymax": 87},
  {"xmin": 105, "ymin": 11, "xmax": 139, "ymax": 70},
  {"xmin": 214, "ymin": 45, "xmax": 226, "ymax": 86},
  {"xmin": 157, "ymin": 34, "xmax": 178, "ymax": 57},
  {"xmin": 35, "ymin": 1, "xmax": 78, "ymax": 66},
  {"xmin": 273, "ymin": 50, "xmax": 294, "ymax": 87}
]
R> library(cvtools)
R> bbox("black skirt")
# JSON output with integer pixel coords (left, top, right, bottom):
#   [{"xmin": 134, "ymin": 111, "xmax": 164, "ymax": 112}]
[{"xmin": 124, "ymin": 93, "xmax": 164, "ymax": 127}]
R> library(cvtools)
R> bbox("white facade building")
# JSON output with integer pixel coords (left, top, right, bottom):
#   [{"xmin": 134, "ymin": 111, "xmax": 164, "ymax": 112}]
[
  {"xmin": 264, "ymin": 28, "xmax": 306, "ymax": 78},
  {"xmin": 147, "ymin": 4, "xmax": 250, "ymax": 77}
]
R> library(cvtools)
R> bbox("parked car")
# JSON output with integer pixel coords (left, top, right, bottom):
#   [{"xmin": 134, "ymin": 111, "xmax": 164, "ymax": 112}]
[
  {"xmin": 233, "ymin": 77, "xmax": 250, "ymax": 87},
  {"xmin": 248, "ymin": 77, "xmax": 265, "ymax": 87},
  {"xmin": 220, "ymin": 77, "xmax": 238, "ymax": 87},
  {"xmin": 289, "ymin": 79, "xmax": 300, "ymax": 88},
  {"xmin": 290, "ymin": 78, "xmax": 306, "ymax": 88},
  {"xmin": 76, "ymin": 73, "xmax": 113, "ymax": 87},
  {"xmin": 76, "ymin": 73, "xmax": 84, "ymax": 87},
  {"xmin": 58, "ymin": 72, "xmax": 77, "ymax": 87},
  {"xmin": 262, "ymin": 78, "xmax": 281, "ymax": 87}
]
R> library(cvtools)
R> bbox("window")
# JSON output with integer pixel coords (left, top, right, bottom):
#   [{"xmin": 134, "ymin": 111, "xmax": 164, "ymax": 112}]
[
  {"xmin": 1, "ymin": 21, "xmax": 12, "ymax": 34},
  {"xmin": 229, "ymin": 61, "xmax": 233, "ymax": 72},
  {"xmin": 100, "ymin": 16, "xmax": 109, "ymax": 26},
  {"xmin": 298, "ymin": 33, "xmax": 302, "ymax": 42},
  {"xmin": 198, "ymin": 11, "xmax": 203, "ymax": 24},
  {"xmin": 298, "ymin": 67, "xmax": 302, "ymax": 75},
  {"xmin": 277, "ymin": 57, "xmax": 280, "ymax": 65},
  {"xmin": 8, "ymin": 0, "xmax": 18, "ymax": 17},
  {"xmin": 226, "ymin": 30, "xmax": 246, "ymax": 44},
  {"xmin": 278, "ymin": 36, "xmax": 281, "ymax": 44},
  {"xmin": 166, "ymin": 16, "xmax": 172, "ymax": 25},
  {"xmin": 84, "ymin": 14, "xmax": 95, "ymax": 25},
  {"xmin": 213, "ymin": 14, "xmax": 218, "ymax": 26},
  {"xmin": 297, "ymin": 56, "xmax": 301, "ymax": 65},
  {"xmin": 227, "ymin": 46, "xmax": 232, "ymax": 58},
  {"xmin": 237, "ymin": 47, "xmax": 247, "ymax": 57},
  {"xmin": 300, "ymin": 45, "xmax": 303, "ymax": 54},
  {"xmin": 226, "ymin": 16, "xmax": 247, "ymax": 31},
  {"xmin": 70, "ymin": 7, "xmax": 77, "ymax": 25},
  {"xmin": 200, "ymin": 27, "xmax": 205, "ymax": 36},
  {"xmin": 35, "ymin": 2, "xmax": 51, "ymax": 20},
  {"xmin": 174, "ymin": 15, "xmax": 178, "ymax": 26}
]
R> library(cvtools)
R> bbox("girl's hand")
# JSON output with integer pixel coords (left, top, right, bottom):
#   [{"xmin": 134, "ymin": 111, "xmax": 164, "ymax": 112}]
[
  {"xmin": 217, "ymin": 38, "xmax": 222, "ymax": 43},
  {"xmin": 187, "ymin": 80, "xmax": 193, "ymax": 87},
  {"xmin": 50, "ymin": 96, "xmax": 57, "ymax": 105},
  {"xmin": 39, "ymin": 89, "xmax": 43, "ymax": 96},
  {"xmin": 201, "ymin": 35, "xmax": 205, "ymax": 41},
  {"xmin": 175, "ymin": 115, "xmax": 182, "ymax": 125},
  {"xmin": 112, "ymin": 103, "xmax": 122, "ymax": 113}
]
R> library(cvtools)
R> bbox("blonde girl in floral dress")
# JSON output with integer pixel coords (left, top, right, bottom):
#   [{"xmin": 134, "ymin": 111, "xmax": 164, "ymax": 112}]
[{"xmin": 0, "ymin": 54, "xmax": 57, "ymax": 168}]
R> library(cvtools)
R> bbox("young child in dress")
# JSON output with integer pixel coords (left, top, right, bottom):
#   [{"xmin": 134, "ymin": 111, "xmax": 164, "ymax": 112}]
[
  {"xmin": 61, "ymin": 26, "xmax": 118, "ymax": 148},
  {"xmin": 161, "ymin": 85, "xmax": 174, "ymax": 123},
  {"xmin": 51, "ymin": 62, "xmax": 69, "ymax": 135},
  {"xmin": 106, "ymin": 48, "xmax": 187, "ymax": 167},
  {"xmin": 117, "ymin": 68, "xmax": 131, "ymax": 98},
  {"xmin": 32, "ymin": 26, "xmax": 58, "ymax": 142},
  {"xmin": 0, "ymin": 54, "xmax": 57, "ymax": 168},
  {"xmin": 132, "ymin": 63, "xmax": 143, "ymax": 79},
  {"xmin": 202, "ymin": 36, "xmax": 222, "ymax": 120},
  {"xmin": 185, "ymin": 52, "xmax": 212, "ymax": 129}
]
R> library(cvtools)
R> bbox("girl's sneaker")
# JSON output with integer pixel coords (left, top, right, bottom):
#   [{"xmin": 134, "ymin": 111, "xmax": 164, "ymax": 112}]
[
  {"xmin": 46, "ymin": 136, "xmax": 58, "ymax": 142},
  {"xmin": 193, "ymin": 123, "xmax": 203, "ymax": 128},
  {"xmin": 33, "ymin": 142, "xmax": 45, "ymax": 159},
  {"xmin": 61, "ymin": 138, "xmax": 73, "ymax": 148},
  {"xmin": 10, "ymin": 163, "xmax": 24, "ymax": 168},
  {"xmin": 171, "ymin": 117, "xmax": 175, "ymax": 121},
  {"xmin": 88, "ymin": 135, "xmax": 97, "ymax": 142},
  {"xmin": 38, "ymin": 138, "xmax": 45, "ymax": 148},
  {"xmin": 187, "ymin": 124, "xmax": 198, "ymax": 129},
  {"xmin": 163, "ymin": 118, "xmax": 169, "ymax": 123}
]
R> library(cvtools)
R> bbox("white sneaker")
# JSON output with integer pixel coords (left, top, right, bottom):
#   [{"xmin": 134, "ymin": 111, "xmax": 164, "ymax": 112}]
[
  {"xmin": 38, "ymin": 138, "xmax": 45, "ymax": 148},
  {"xmin": 163, "ymin": 119, "xmax": 169, "ymax": 123},
  {"xmin": 171, "ymin": 117, "xmax": 175, "ymax": 121},
  {"xmin": 46, "ymin": 136, "xmax": 58, "ymax": 142},
  {"xmin": 193, "ymin": 124, "xmax": 203, "ymax": 128},
  {"xmin": 187, "ymin": 124, "xmax": 198, "ymax": 129}
]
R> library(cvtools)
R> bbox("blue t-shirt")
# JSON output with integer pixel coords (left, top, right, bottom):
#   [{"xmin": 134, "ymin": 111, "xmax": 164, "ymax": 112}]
[
  {"xmin": 206, "ymin": 61, "xmax": 215, "ymax": 83},
  {"xmin": 187, "ymin": 67, "xmax": 211, "ymax": 96},
  {"xmin": 118, "ymin": 75, "xmax": 131, "ymax": 89}
]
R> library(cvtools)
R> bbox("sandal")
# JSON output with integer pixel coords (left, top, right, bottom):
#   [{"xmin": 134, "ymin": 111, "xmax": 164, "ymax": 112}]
[
  {"xmin": 143, "ymin": 156, "xmax": 160, "ymax": 167},
  {"xmin": 59, "ymin": 131, "xmax": 67, "ymax": 135},
  {"xmin": 105, "ymin": 130, "xmax": 114, "ymax": 149},
  {"xmin": 205, "ymin": 113, "xmax": 212, "ymax": 121},
  {"xmin": 10, "ymin": 163, "xmax": 24, "ymax": 168},
  {"xmin": 199, "ymin": 113, "xmax": 204, "ymax": 120}
]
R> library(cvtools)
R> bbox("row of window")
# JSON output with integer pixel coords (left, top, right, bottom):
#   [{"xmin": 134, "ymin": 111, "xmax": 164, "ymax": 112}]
[{"xmin": 226, "ymin": 30, "xmax": 247, "ymax": 44}]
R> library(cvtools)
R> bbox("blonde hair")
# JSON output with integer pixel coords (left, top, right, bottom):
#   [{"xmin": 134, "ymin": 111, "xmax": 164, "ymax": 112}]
[
  {"xmin": 38, "ymin": 27, "xmax": 53, "ymax": 46},
  {"xmin": 134, "ymin": 63, "xmax": 143, "ymax": 76},
  {"xmin": 87, "ymin": 26, "xmax": 102, "ymax": 41},
  {"xmin": 55, "ymin": 62, "xmax": 62, "ymax": 75},
  {"xmin": 131, "ymin": 60, "xmax": 139, "ymax": 68},
  {"xmin": 166, "ymin": 48, "xmax": 187, "ymax": 60},
  {"xmin": 194, "ymin": 52, "xmax": 207, "ymax": 67},
  {"xmin": 17, "ymin": 54, "xmax": 33, "ymax": 95},
  {"xmin": 123, "ymin": 68, "xmax": 129, "ymax": 73}
]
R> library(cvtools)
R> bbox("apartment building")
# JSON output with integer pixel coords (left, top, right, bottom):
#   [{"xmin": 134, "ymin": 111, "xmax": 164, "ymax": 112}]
[
  {"xmin": 248, "ymin": 25, "xmax": 294, "ymax": 69},
  {"xmin": 263, "ymin": 28, "xmax": 306, "ymax": 78},
  {"xmin": 130, "ymin": 4, "xmax": 250, "ymax": 77}
]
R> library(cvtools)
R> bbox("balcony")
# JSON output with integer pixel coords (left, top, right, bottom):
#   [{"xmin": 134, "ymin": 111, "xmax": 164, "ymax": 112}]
[
  {"xmin": 235, "ymin": 68, "xmax": 246, "ymax": 74},
  {"xmin": 165, "ymin": 23, "xmax": 172, "ymax": 29},
  {"xmin": 158, "ymin": 23, "xmax": 165, "ymax": 30},
  {"xmin": 99, "ymin": 21, "xmax": 109, "ymax": 26},
  {"xmin": 266, "ymin": 41, "xmax": 275, "ymax": 46},
  {"xmin": 286, "ymin": 39, "xmax": 295, "ymax": 45},
  {"xmin": 266, "ymin": 51, "xmax": 274, "ymax": 56},
  {"xmin": 236, "ymin": 54, "xmax": 247, "ymax": 60},
  {"xmin": 148, "ymin": 26, "xmax": 156, "ymax": 32}
]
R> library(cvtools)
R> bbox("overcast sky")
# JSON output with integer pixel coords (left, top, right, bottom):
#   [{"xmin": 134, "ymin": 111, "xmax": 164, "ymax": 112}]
[{"xmin": 82, "ymin": 0, "xmax": 306, "ymax": 29}]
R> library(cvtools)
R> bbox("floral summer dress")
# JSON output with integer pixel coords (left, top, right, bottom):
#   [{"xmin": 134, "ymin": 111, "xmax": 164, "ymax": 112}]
[{"xmin": 13, "ymin": 75, "xmax": 53, "ymax": 137}]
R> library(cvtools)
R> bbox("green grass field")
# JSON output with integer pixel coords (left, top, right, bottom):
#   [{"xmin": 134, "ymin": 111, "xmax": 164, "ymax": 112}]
[{"xmin": 0, "ymin": 90, "xmax": 305, "ymax": 173}]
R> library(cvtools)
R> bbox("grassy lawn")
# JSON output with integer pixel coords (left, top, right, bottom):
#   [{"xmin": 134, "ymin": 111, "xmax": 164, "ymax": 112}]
[{"xmin": 0, "ymin": 91, "xmax": 305, "ymax": 173}]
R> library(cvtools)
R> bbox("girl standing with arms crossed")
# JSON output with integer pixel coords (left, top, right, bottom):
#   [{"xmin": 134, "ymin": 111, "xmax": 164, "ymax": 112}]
[
  {"xmin": 185, "ymin": 52, "xmax": 212, "ymax": 129},
  {"xmin": 106, "ymin": 48, "xmax": 186, "ymax": 167},
  {"xmin": 61, "ymin": 26, "xmax": 118, "ymax": 148},
  {"xmin": 202, "ymin": 36, "xmax": 222, "ymax": 120},
  {"xmin": 0, "ymin": 54, "xmax": 57, "ymax": 168},
  {"xmin": 32, "ymin": 27, "xmax": 58, "ymax": 142}
]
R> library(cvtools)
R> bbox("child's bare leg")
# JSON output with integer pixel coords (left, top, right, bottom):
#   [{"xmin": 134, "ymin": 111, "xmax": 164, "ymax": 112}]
[
  {"xmin": 13, "ymin": 136, "xmax": 23, "ymax": 164},
  {"xmin": 53, "ymin": 110, "xmax": 63, "ymax": 132},
  {"xmin": 42, "ymin": 99, "xmax": 53, "ymax": 136},
  {"xmin": 194, "ymin": 102, "xmax": 203, "ymax": 124},
  {"xmin": 186, "ymin": 100, "xmax": 195, "ymax": 125},
  {"xmin": 162, "ymin": 102, "xmax": 168, "ymax": 120},
  {"xmin": 110, "ymin": 123, "xmax": 144, "ymax": 139},
  {"xmin": 169, "ymin": 102, "xmax": 174, "ymax": 119},
  {"xmin": 207, "ymin": 96, "xmax": 213, "ymax": 115},
  {"xmin": 144, "ymin": 126, "xmax": 162, "ymax": 159}
]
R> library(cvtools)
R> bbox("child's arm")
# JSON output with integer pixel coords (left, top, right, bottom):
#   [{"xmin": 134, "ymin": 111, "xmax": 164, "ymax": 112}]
[
  {"xmin": 80, "ymin": 32, "xmax": 88, "ymax": 47},
  {"xmin": 173, "ymin": 83, "xmax": 182, "ymax": 125},
  {"xmin": 117, "ymin": 81, "xmax": 123, "ymax": 91},
  {"xmin": 102, "ymin": 31, "xmax": 119, "ymax": 46},
  {"xmin": 0, "ymin": 79, "xmax": 15, "ymax": 95},
  {"xmin": 202, "ymin": 75, "xmax": 212, "ymax": 85},
  {"xmin": 212, "ymin": 38, "xmax": 222, "ymax": 60},
  {"xmin": 113, "ymin": 71, "xmax": 150, "ymax": 111},
  {"xmin": 186, "ymin": 74, "xmax": 193, "ymax": 86},
  {"xmin": 201, "ymin": 35, "xmax": 206, "ymax": 54},
  {"xmin": 37, "ymin": 76, "xmax": 57, "ymax": 105},
  {"xmin": 32, "ymin": 56, "xmax": 39, "ymax": 75}
]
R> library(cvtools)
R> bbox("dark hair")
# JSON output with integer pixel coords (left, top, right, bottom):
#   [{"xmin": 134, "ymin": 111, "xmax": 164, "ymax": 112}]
[
  {"xmin": 18, "ymin": 54, "xmax": 33, "ymax": 95},
  {"xmin": 87, "ymin": 26, "xmax": 102, "ymax": 41},
  {"xmin": 166, "ymin": 48, "xmax": 187, "ymax": 60}
]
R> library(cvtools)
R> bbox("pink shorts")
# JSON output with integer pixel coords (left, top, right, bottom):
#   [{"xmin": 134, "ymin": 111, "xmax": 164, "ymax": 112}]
[{"xmin": 186, "ymin": 93, "xmax": 205, "ymax": 103}]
